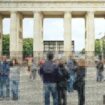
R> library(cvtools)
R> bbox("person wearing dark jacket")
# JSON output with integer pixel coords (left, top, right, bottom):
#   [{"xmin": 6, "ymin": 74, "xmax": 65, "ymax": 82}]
[
  {"xmin": 96, "ymin": 58, "xmax": 104, "ymax": 82},
  {"xmin": 0, "ymin": 56, "xmax": 10, "ymax": 99},
  {"xmin": 39, "ymin": 52, "xmax": 59, "ymax": 105},
  {"xmin": 74, "ymin": 59, "xmax": 86, "ymax": 105},
  {"xmin": 57, "ymin": 59, "xmax": 69, "ymax": 105}
]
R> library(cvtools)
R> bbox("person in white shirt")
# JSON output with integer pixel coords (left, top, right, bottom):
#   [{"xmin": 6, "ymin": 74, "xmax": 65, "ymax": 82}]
[{"xmin": 10, "ymin": 59, "xmax": 20, "ymax": 100}]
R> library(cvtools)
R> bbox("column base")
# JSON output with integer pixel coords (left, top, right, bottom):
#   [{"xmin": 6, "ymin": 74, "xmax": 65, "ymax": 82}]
[
  {"xmin": 10, "ymin": 51, "xmax": 23, "ymax": 63},
  {"xmin": 85, "ymin": 51, "xmax": 95, "ymax": 67}
]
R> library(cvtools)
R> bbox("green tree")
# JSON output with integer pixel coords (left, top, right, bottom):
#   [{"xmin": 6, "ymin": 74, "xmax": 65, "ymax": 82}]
[
  {"xmin": 23, "ymin": 38, "xmax": 33, "ymax": 57},
  {"xmin": 80, "ymin": 39, "xmax": 101, "ymax": 56},
  {"xmin": 95, "ymin": 39, "xmax": 101, "ymax": 56},
  {"xmin": 2, "ymin": 35, "xmax": 33, "ymax": 57},
  {"xmin": 102, "ymin": 40, "xmax": 105, "ymax": 58},
  {"xmin": 2, "ymin": 34, "xmax": 9, "ymax": 56}
]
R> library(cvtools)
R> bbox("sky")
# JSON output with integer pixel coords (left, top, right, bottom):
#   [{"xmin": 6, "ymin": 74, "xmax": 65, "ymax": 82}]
[{"xmin": 3, "ymin": 18, "xmax": 105, "ymax": 51}]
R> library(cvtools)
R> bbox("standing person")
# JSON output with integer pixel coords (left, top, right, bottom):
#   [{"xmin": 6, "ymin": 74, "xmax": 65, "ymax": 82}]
[
  {"xmin": 57, "ymin": 59, "xmax": 69, "ymax": 105},
  {"xmin": 96, "ymin": 58, "xmax": 104, "ymax": 82},
  {"xmin": 74, "ymin": 59, "xmax": 86, "ymax": 105},
  {"xmin": 10, "ymin": 59, "xmax": 20, "ymax": 100},
  {"xmin": 67, "ymin": 56, "xmax": 76, "ymax": 92},
  {"xmin": 26, "ymin": 56, "xmax": 33, "ymax": 79},
  {"xmin": 0, "ymin": 56, "xmax": 10, "ymax": 99},
  {"xmin": 39, "ymin": 52, "xmax": 59, "ymax": 105},
  {"xmin": 30, "ymin": 60, "xmax": 37, "ymax": 80},
  {"xmin": 27, "ymin": 55, "xmax": 33, "ymax": 72}
]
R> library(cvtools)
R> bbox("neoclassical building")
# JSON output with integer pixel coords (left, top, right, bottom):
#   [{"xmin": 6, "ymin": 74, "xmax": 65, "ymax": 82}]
[{"xmin": 0, "ymin": 0, "xmax": 105, "ymax": 60}]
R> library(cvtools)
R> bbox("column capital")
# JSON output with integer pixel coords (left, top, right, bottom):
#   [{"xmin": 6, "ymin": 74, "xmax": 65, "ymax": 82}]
[
  {"xmin": 64, "ymin": 11, "xmax": 72, "ymax": 16},
  {"xmin": 64, "ymin": 11, "xmax": 72, "ymax": 14},
  {"xmin": 33, "ymin": 11, "xmax": 43, "ymax": 16},
  {"xmin": 10, "ymin": 11, "xmax": 17, "ymax": 14},
  {"xmin": 33, "ymin": 11, "xmax": 43, "ymax": 18},
  {"xmin": 64, "ymin": 11, "xmax": 72, "ymax": 19},
  {"xmin": 86, "ymin": 11, "xmax": 95, "ymax": 15},
  {"xmin": 0, "ymin": 15, "xmax": 3, "ymax": 19}
]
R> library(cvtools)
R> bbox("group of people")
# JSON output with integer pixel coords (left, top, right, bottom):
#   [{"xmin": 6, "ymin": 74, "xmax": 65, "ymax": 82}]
[
  {"xmin": 0, "ymin": 56, "xmax": 20, "ymax": 100},
  {"xmin": 0, "ymin": 53, "xmax": 104, "ymax": 105},
  {"xmin": 39, "ymin": 53, "xmax": 86, "ymax": 105}
]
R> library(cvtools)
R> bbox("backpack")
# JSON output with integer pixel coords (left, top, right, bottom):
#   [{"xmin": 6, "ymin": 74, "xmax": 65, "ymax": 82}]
[{"xmin": 43, "ymin": 61, "xmax": 55, "ymax": 74}]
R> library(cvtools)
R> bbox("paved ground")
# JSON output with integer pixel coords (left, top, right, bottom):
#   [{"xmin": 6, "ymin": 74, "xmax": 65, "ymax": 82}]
[{"xmin": 0, "ymin": 66, "xmax": 105, "ymax": 105}]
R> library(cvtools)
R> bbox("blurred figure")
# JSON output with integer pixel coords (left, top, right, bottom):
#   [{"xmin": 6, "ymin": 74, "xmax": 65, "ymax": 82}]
[
  {"xmin": 67, "ymin": 56, "xmax": 77, "ymax": 92},
  {"xmin": 96, "ymin": 58, "xmax": 104, "ymax": 82},
  {"xmin": 0, "ymin": 56, "xmax": 10, "ymax": 99},
  {"xmin": 10, "ymin": 59, "xmax": 20, "ymax": 100},
  {"xmin": 30, "ymin": 60, "xmax": 37, "ymax": 80},
  {"xmin": 39, "ymin": 52, "xmax": 59, "ymax": 105},
  {"xmin": 38, "ymin": 58, "xmax": 45, "ymax": 67},
  {"xmin": 27, "ymin": 55, "xmax": 33, "ymax": 72},
  {"xmin": 74, "ymin": 59, "xmax": 86, "ymax": 105},
  {"xmin": 53, "ymin": 59, "xmax": 59, "ymax": 66},
  {"xmin": 57, "ymin": 59, "xmax": 69, "ymax": 105}
]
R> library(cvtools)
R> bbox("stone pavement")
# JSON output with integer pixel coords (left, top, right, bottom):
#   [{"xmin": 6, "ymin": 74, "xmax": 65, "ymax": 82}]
[{"xmin": 0, "ymin": 66, "xmax": 105, "ymax": 105}]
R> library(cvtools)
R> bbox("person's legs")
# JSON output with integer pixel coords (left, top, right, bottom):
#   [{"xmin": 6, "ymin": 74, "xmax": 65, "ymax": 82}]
[
  {"xmin": 50, "ymin": 84, "xmax": 58, "ymax": 105},
  {"xmin": 77, "ymin": 83, "xmax": 85, "ymax": 105},
  {"xmin": 28, "ymin": 66, "xmax": 30, "ymax": 72},
  {"xmin": 0, "ymin": 78, "xmax": 5, "ymax": 98},
  {"xmin": 58, "ymin": 88, "xmax": 62, "ymax": 105},
  {"xmin": 96, "ymin": 70, "xmax": 99, "ymax": 81},
  {"xmin": 62, "ymin": 89, "xmax": 67, "ymax": 105},
  {"xmin": 33, "ymin": 70, "xmax": 37, "ymax": 79},
  {"xmin": 5, "ymin": 78, "xmax": 10, "ymax": 98},
  {"xmin": 98, "ymin": 71, "xmax": 102, "ymax": 82},
  {"xmin": 77, "ymin": 88, "xmax": 81, "ymax": 105},
  {"xmin": 0, "ymin": 77, "xmax": 4, "ymax": 98},
  {"xmin": 67, "ymin": 77, "xmax": 73, "ymax": 92},
  {"xmin": 100, "ymin": 71, "xmax": 104, "ymax": 81},
  {"xmin": 81, "ymin": 84, "xmax": 85, "ymax": 105},
  {"xmin": 32, "ymin": 70, "xmax": 36, "ymax": 80},
  {"xmin": 44, "ymin": 84, "xmax": 50, "ymax": 105},
  {"xmin": 11, "ymin": 80, "xmax": 19, "ymax": 100}
]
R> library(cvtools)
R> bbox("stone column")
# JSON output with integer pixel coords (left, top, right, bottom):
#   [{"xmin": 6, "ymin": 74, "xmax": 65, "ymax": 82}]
[
  {"xmin": 10, "ymin": 11, "xmax": 23, "ymax": 61},
  {"xmin": 64, "ymin": 12, "xmax": 72, "ymax": 59},
  {"xmin": 33, "ymin": 11, "xmax": 43, "ymax": 60},
  {"xmin": 17, "ymin": 13, "xmax": 23, "ymax": 62},
  {"xmin": 0, "ymin": 15, "xmax": 3, "ymax": 56},
  {"xmin": 85, "ymin": 11, "xmax": 95, "ymax": 66}
]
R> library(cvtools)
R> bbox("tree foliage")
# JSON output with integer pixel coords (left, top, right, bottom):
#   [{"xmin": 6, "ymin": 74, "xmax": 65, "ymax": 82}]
[
  {"xmin": 23, "ymin": 38, "xmax": 33, "ymax": 57},
  {"xmin": 2, "ymin": 34, "xmax": 10, "ymax": 56},
  {"xmin": 95, "ymin": 39, "xmax": 101, "ymax": 56},
  {"xmin": 2, "ymin": 35, "xmax": 105, "ymax": 58},
  {"xmin": 2, "ymin": 35, "xmax": 33, "ymax": 57},
  {"xmin": 81, "ymin": 39, "xmax": 105, "ymax": 57}
]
